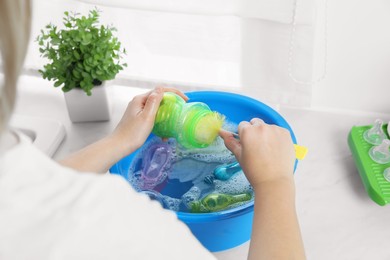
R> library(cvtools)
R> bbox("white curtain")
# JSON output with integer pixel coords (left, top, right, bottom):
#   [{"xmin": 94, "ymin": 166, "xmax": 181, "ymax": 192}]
[
  {"xmin": 78, "ymin": 0, "xmax": 314, "ymax": 23},
  {"xmin": 25, "ymin": 0, "xmax": 320, "ymax": 106}
]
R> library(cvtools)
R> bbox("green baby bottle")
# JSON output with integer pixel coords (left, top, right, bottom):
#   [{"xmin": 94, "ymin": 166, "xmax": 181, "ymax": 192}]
[
  {"xmin": 152, "ymin": 92, "xmax": 224, "ymax": 149},
  {"xmin": 190, "ymin": 193, "xmax": 252, "ymax": 213}
]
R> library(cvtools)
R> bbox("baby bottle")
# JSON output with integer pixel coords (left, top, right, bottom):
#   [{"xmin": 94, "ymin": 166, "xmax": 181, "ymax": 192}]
[
  {"xmin": 152, "ymin": 92, "xmax": 224, "ymax": 148},
  {"xmin": 190, "ymin": 192, "xmax": 252, "ymax": 213}
]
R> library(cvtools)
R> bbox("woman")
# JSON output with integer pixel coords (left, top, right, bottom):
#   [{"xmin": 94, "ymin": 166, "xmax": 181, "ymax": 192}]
[{"xmin": 0, "ymin": 1, "xmax": 305, "ymax": 259}]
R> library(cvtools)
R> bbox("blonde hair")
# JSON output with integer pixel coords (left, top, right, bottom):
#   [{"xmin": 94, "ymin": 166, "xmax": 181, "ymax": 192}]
[{"xmin": 0, "ymin": 0, "xmax": 31, "ymax": 133}]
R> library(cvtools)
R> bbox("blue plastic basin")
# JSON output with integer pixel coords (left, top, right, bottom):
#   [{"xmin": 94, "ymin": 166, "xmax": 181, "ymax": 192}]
[{"xmin": 110, "ymin": 91, "xmax": 297, "ymax": 252}]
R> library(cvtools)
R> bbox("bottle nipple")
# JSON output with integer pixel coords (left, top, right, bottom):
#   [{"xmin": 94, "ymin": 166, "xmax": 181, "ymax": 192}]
[
  {"xmin": 368, "ymin": 139, "xmax": 390, "ymax": 164},
  {"xmin": 363, "ymin": 119, "xmax": 386, "ymax": 145},
  {"xmin": 383, "ymin": 167, "xmax": 390, "ymax": 182}
]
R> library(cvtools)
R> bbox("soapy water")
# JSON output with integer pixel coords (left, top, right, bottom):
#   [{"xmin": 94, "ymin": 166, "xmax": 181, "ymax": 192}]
[{"xmin": 127, "ymin": 121, "xmax": 254, "ymax": 213}]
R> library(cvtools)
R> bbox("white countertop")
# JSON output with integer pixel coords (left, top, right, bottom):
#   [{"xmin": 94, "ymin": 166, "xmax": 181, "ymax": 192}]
[{"xmin": 13, "ymin": 75, "xmax": 390, "ymax": 260}]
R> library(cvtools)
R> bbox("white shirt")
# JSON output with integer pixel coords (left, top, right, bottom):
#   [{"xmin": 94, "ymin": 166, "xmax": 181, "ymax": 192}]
[{"xmin": 0, "ymin": 132, "xmax": 216, "ymax": 260}]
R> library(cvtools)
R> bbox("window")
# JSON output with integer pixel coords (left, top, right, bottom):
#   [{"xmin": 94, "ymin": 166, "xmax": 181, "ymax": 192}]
[{"xmin": 24, "ymin": 0, "xmax": 318, "ymax": 106}]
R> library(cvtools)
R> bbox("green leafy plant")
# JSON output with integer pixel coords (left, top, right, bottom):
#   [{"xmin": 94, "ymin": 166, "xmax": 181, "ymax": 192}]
[{"xmin": 37, "ymin": 9, "xmax": 127, "ymax": 96}]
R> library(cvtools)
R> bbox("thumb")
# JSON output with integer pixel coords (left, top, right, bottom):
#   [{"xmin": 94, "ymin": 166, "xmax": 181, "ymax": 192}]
[
  {"xmin": 219, "ymin": 129, "xmax": 242, "ymax": 159},
  {"xmin": 142, "ymin": 87, "xmax": 164, "ymax": 119}
]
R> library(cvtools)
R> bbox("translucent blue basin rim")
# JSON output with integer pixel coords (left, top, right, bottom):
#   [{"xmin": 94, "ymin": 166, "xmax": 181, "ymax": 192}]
[{"xmin": 110, "ymin": 91, "xmax": 297, "ymax": 251}]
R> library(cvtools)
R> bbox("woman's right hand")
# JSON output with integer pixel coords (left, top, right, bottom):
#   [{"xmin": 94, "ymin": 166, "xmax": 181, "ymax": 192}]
[
  {"xmin": 219, "ymin": 118, "xmax": 296, "ymax": 189},
  {"xmin": 220, "ymin": 119, "xmax": 306, "ymax": 260}
]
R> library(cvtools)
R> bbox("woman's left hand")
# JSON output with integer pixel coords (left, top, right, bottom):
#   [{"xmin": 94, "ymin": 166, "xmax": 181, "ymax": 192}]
[
  {"xmin": 112, "ymin": 86, "xmax": 188, "ymax": 155},
  {"xmin": 59, "ymin": 86, "xmax": 187, "ymax": 173}
]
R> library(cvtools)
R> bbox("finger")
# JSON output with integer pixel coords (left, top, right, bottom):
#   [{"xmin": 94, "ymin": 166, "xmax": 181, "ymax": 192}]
[
  {"xmin": 137, "ymin": 86, "xmax": 165, "ymax": 106},
  {"xmin": 142, "ymin": 88, "xmax": 164, "ymax": 118},
  {"xmin": 158, "ymin": 86, "xmax": 189, "ymax": 101},
  {"xmin": 237, "ymin": 121, "xmax": 251, "ymax": 135},
  {"xmin": 131, "ymin": 89, "xmax": 153, "ymax": 106},
  {"xmin": 219, "ymin": 128, "xmax": 233, "ymax": 139},
  {"xmin": 250, "ymin": 118, "xmax": 264, "ymax": 125},
  {"xmin": 219, "ymin": 129, "xmax": 242, "ymax": 158},
  {"xmin": 135, "ymin": 86, "xmax": 165, "ymax": 101}
]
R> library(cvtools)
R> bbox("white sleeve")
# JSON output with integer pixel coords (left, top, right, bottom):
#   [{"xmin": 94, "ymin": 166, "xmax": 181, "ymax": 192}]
[
  {"xmin": 59, "ymin": 174, "xmax": 217, "ymax": 260},
  {"xmin": 0, "ymin": 141, "xmax": 217, "ymax": 260}
]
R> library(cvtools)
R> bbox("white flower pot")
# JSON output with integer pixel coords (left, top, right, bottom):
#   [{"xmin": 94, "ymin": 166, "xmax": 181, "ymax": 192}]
[{"xmin": 64, "ymin": 83, "xmax": 111, "ymax": 123}]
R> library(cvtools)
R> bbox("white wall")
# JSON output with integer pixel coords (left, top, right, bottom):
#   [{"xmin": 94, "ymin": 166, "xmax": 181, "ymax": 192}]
[
  {"xmin": 312, "ymin": 0, "xmax": 390, "ymax": 114},
  {"xmin": 23, "ymin": 0, "xmax": 316, "ymax": 107},
  {"xmin": 16, "ymin": 0, "xmax": 390, "ymax": 114},
  {"xmin": 25, "ymin": 0, "xmax": 242, "ymax": 89}
]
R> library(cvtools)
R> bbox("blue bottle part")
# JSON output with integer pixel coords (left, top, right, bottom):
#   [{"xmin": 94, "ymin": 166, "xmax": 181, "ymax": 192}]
[
  {"xmin": 213, "ymin": 161, "xmax": 242, "ymax": 181},
  {"xmin": 363, "ymin": 119, "xmax": 387, "ymax": 145}
]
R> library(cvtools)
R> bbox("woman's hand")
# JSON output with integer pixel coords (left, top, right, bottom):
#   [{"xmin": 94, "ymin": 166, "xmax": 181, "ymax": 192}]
[
  {"xmin": 112, "ymin": 86, "xmax": 188, "ymax": 155},
  {"xmin": 219, "ymin": 118, "xmax": 296, "ymax": 189},
  {"xmin": 59, "ymin": 86, "xmax": 187, "ymax": 173},
  {"xmin": 220, "ymin": 119, "xmax": 305, "ymax": 260}
]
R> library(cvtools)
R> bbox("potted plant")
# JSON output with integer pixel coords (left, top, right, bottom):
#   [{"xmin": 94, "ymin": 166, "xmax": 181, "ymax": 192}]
[{"xmin": 37, "ymin": 9, "xmax": 127, "ymax": 122}]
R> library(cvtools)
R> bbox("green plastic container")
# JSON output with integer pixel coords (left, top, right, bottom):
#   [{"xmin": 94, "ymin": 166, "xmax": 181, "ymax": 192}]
[
  {"xmin": 152, "ymin": 92, "xmax": 224, "ymax": 148},
  {"xmin": 348, "ymin": 124, "xmax": 390, "ymax": 206}
]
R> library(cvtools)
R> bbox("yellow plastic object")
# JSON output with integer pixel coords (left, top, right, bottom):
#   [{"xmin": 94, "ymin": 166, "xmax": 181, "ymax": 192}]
[{"xmin": 294, "ymin": 144, "xmax": 308, "ymax": 160}]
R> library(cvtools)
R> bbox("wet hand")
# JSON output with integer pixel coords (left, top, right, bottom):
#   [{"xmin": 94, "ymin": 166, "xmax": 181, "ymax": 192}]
[
  {"xmin": 219, "ymin": 118, "xmax": 295, "ymax": 189},
  {"xmin": 112, "ymin": 86, "xmax": 188, "ymax": 155}
]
